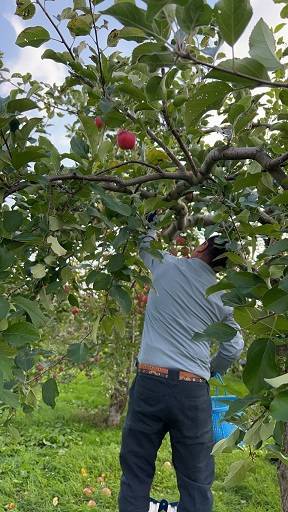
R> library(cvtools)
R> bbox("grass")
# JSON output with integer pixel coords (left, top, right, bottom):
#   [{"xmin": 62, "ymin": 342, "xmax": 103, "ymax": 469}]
[{"xmin": 0, "ymin": 371, "xmax": 281, "ymax": 512}]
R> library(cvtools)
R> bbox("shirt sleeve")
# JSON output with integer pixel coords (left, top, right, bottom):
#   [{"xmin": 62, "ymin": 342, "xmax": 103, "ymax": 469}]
[
  {"xmin": 210, "ymin": 307, "xmax": 245, "ymax": 375},
  {"xmin": 138, "ymin": 229, "xmax": 165, "ymax": 272}
]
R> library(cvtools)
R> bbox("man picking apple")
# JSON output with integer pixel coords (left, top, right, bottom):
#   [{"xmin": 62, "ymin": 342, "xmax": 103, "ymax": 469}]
[{"xmin": 118, "ymin": 213, "xmax": 244, "ymax": 512}]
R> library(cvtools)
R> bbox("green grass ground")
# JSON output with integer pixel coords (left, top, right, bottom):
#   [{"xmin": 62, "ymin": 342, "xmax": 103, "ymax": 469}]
[{"xmin": 0, "ymin": 372, "xmax": 281, "ymax": 512}]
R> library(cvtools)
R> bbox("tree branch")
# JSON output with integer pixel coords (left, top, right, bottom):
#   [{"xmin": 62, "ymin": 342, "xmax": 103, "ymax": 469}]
[
  {"xmin": 199, "ymin": 146, "xmax": 288, "ymax": 189},
  {"xmin": 161, "ymin": 103, "xmax": 197, "ymax": 173},
  {"xmin": 1, "ymin": 130, "xmax": 12, "ymax": 159},
  {"xmin": 35, "ymin": 0, "xmax": 75, "ymax": 61},
  {"xmin": 177, "ymin": 51, "xmax": 288, "ymax": 90},
  {"xmin": 94, "ymin": 159, "xmax": 165, "ymax": 177},
  {"xmin": 124, "ymin": 110, "xmax": 186, "ymax": 172},
  {"xmin": 88, "ymin": 0, "xmax": 105, "ymax": 96}
]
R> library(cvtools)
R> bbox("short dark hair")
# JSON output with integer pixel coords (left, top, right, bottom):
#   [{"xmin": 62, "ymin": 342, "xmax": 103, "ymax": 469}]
[{"xmin": 206, "ymin": 236, "xmax": 228, "ymax": 269}]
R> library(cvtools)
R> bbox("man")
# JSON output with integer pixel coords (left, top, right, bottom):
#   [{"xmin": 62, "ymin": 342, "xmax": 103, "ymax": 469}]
[{"xmin": 118, "ymin": 218, "xmax": 244, "ymax": 512}]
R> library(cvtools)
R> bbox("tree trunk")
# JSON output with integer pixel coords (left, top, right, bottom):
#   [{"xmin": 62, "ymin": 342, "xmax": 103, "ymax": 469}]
[
  {"xmin": 107, "ymin": 376, "xmax": 130, "ymax": 427},
  {"xmin": 278, "ymin": 423, "xmax": 288, "ymax": 512},
  {"xmin": 276, "ymin": 344, "xmax": 288, "ymax": 512}
]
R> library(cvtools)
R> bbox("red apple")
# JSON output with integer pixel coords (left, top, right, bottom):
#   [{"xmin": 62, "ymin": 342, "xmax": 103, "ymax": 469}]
[
  {"xmin": 71, "ymin": 306, "xmax": 80, "ymax": 316},
  {"xmin": 170, "ymin": 248, "xmax": 178, "ymax": 256},
  {"xmin": 175, "ymin": 235, "xmax": 186, "ymax": 246},
  {"xmin": 117, "ymin": 130, "xmax": 136, "ymax": 150},
  {"xmin": 95, "ymin": 116, "xmax": 105, "ymax": 129}
]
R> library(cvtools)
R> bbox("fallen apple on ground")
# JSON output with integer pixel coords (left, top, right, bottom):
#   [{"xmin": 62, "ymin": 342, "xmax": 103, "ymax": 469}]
[{"xmin": 100, "ymin": 487, "xmax": 112, "ymax": 497}]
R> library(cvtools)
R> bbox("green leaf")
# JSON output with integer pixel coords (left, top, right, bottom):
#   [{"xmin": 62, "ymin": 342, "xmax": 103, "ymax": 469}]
[
  {"xmin": 265, "ymin": 373, "xmax": 288, "ymax": 389},
  {"xmin": 16, "ymin": 26, "xmax": 50, "ymax": 48},
  {"xmin": 229, "ymin": 271, "xmax": 267, "ymax": 298},
  {"xmin": 184, "ymin": 82, "xmax": 231, "ymax": 128},
  {"xmin": 15, "ymin": 0, "xmax": 36, "ymax": 20},
  {"xmin": 0, "ymin": 355, "xmax": 13, "ymax": 380},
  {"xmin": 47, "ymin": 236, "xmax": 67, "ymax": 257},
  {"xmin": 79, "ymin": 113, "xmax": 99, "ymax": 156},
  {"xmin": 67, "ymin": 14, "xmax": 93, "ymax": 36},
  {"xmin": 7, "ymin": 98, "xmax": 38, "ymax": 114},
  {"xmin": 14, "ymin": 296, "xmax": 46, "ymax": 327},
  {"xmin": 42, "ymin": 378, "xmax": 59, "ymax": 408},
  {"xmin": 107, "ymin": 27, "xmax": 147, "ymax": 46},
  {"xmin": 15, "ymin": 349, "xmax": 34, "ymax": 371},
  {"xmin": 0, "ymin": 387, "xmax": 20, "ymax": 409},
  {"xmin": 192, "ymin": 322, "xmax": 237, "ymax": 343},
  {"xmin": 110, "ymin": 285, "xmax": 132, "ymax": 314},
  {"xmin": 113, "ymin": 228, "xmax": 130, "ymax": 249},
  {"xmin": 207, "ymin": 58, "xmax": 270, "ymax": 87},
  {"xmin": 42, "ymin": 49, "xmax": 73, "ymax": 65},
  {"xmin": 3, "ymin": 211, "xmax": 23, "ymax": 232},
  {"xmin": 145, "ymin": 0, "xmax": 187, "ymax": 20},
  {"xmin": 3, "ymin": 321, "xmax": 40, "ymax": 347},
  {"xmin": 117, "ymin": 82, "xmax": 146, "ymax": 101},
  {"xmin": 224, "ymin": 395, "xmax": 259, "ymax": 420},
  {"xmin": 31, "ymin": 263, "xmax": 47, "ymax": 279},
  {"xmin": 70, "ymin": 136, "xmax": 89, "ymax": 158},
  {"xmin": 270, "ymin": 390, "xmax": 288, "ymax": 421},
  {"xmin": 68, "ymin": 294, "xmax": 79, "ymax": 307},
  {"xmin": 12, "ymin": 146, "xmax": 47, "ymax": 169},
  {"xmin": 102, "ymin": 3, "xmax": 151, "ymax": 33},
  {"xmin": 271, "ymin": 190, "xmax": 288, "ymax": 204},
  {"xmin": 249, "ymin": 18, "xmax": 282, "ymax": 70},
  {"xmin": 67, "ymin": 342, "xmax": 89, "ymax": 363},
  {"xmin": 86, "ymin": 271, "xmax": 112, "ymax": 290},
  {"xmin": 93, "ymin": 185, "xmax": 132, "ymax": 216},
  {"xmin": 107, "ymin": 254, "xmax": 125, "ymax": 273},
  {"xmin": 145, "ymin": 75, "xmax": 164, "ymax": 101},
  {"xmin": 223, "ymin": 459, "xmax": 255, "ymax": 488},
  {"xmin": 176, "ymin": 0, "xmax": 213, "ymax": 33},
  {"xmin": 0, "ymin": 296, "xmax": 9, "ymax": 321},
  {"xmin": 243, "ymin": 340, "xmax": 279, "ymax": 394},
  {"xmin": 265, "ymin": 239, "xmax": 288, "ymax": 256},
  {"xmin": 215, "ymin": 0, "xmax": 253, "ymax": 46},
  {"xmin": 206, "ymin": 280, "xmax": 232, "ymax": 296},
  {"xmin": 212, "ymin": 428, "xmax": 241, "ymax": 455},
  {"xmin": 132, "ymin": 42, "xmax": 169, "ymax": 64},
  {"xmin": 0, "ymin": 248, "xmax": 14, "ymax": 272},
  {"xmin": 262, "ymin": 287, "xmax": 288, "ymax": 314}
]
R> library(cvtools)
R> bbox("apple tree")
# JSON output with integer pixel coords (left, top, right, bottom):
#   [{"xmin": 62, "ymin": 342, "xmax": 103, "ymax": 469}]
[{"xmin": 1, "ymin": 0, "xmax": 288, "ymax": 507}]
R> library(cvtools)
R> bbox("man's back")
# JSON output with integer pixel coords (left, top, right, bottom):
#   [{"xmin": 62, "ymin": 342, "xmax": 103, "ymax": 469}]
[{"xmin": 138, "ymin": 234, "xmax": 244, "ymax": 380}]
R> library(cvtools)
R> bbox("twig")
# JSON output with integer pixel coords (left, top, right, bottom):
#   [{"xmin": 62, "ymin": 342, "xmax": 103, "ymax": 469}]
[
  {"xmin": 252, "ymin": 312, "xmax": 276, "ymax": 324},
  {"xmin": 1, "ymin": 130, "xmax": 12, "ymax": 159},
  {"xmin": 35, "ymin": 0, "xmax": 75, "ymax": 61},
  {"xmin": 177, "ymin": 51, "xmax": 288, "ymax": 90},
  {"xmin": 161, "ymin": 103, "xmax": 197, "ymax": 174},
  {"xmin": 88, "ymin": 0, "xmax": 105, "ymax": 96},
  {"xmin": 124, "ymin": 110, "xmax": 186, "ymax": 172},
  {"xmin": 94, "ymin": 159, "xmax": 165, "ymax": 177}
]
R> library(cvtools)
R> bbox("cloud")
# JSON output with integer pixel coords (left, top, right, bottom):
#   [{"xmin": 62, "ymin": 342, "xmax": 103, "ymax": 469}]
[{"xmin": 0, "ymin": 14, "xmax": 66, "ymax": 95}]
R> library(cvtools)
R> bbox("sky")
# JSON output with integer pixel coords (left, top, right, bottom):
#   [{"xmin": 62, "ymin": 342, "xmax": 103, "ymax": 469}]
[{"xmin": 0, "ymin": 0, "xmax": 286, "ymax": 152}]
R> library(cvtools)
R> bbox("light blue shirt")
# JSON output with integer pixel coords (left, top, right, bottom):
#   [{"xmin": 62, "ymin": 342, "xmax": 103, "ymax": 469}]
[{"xmin": 137, "ymin": 230, "xmax": 244, "ymax": 380}]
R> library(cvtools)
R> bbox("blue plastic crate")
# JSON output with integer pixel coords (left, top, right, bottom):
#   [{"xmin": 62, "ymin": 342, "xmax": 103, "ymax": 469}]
[{"xmin": 211, "ymin": 394, "xmax": 238, "ymax": 443}]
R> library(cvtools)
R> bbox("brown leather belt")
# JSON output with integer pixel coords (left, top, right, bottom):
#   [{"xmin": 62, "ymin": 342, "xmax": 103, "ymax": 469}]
[{"xmin": 137, "ymin": 363, "xmax": 206, "ymax": 383}]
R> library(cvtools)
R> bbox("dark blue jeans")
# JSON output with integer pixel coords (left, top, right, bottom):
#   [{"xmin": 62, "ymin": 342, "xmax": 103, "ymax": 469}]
[{"xmin": 118, "ymin": 370, "xmax": 214, "ymax": 512}]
